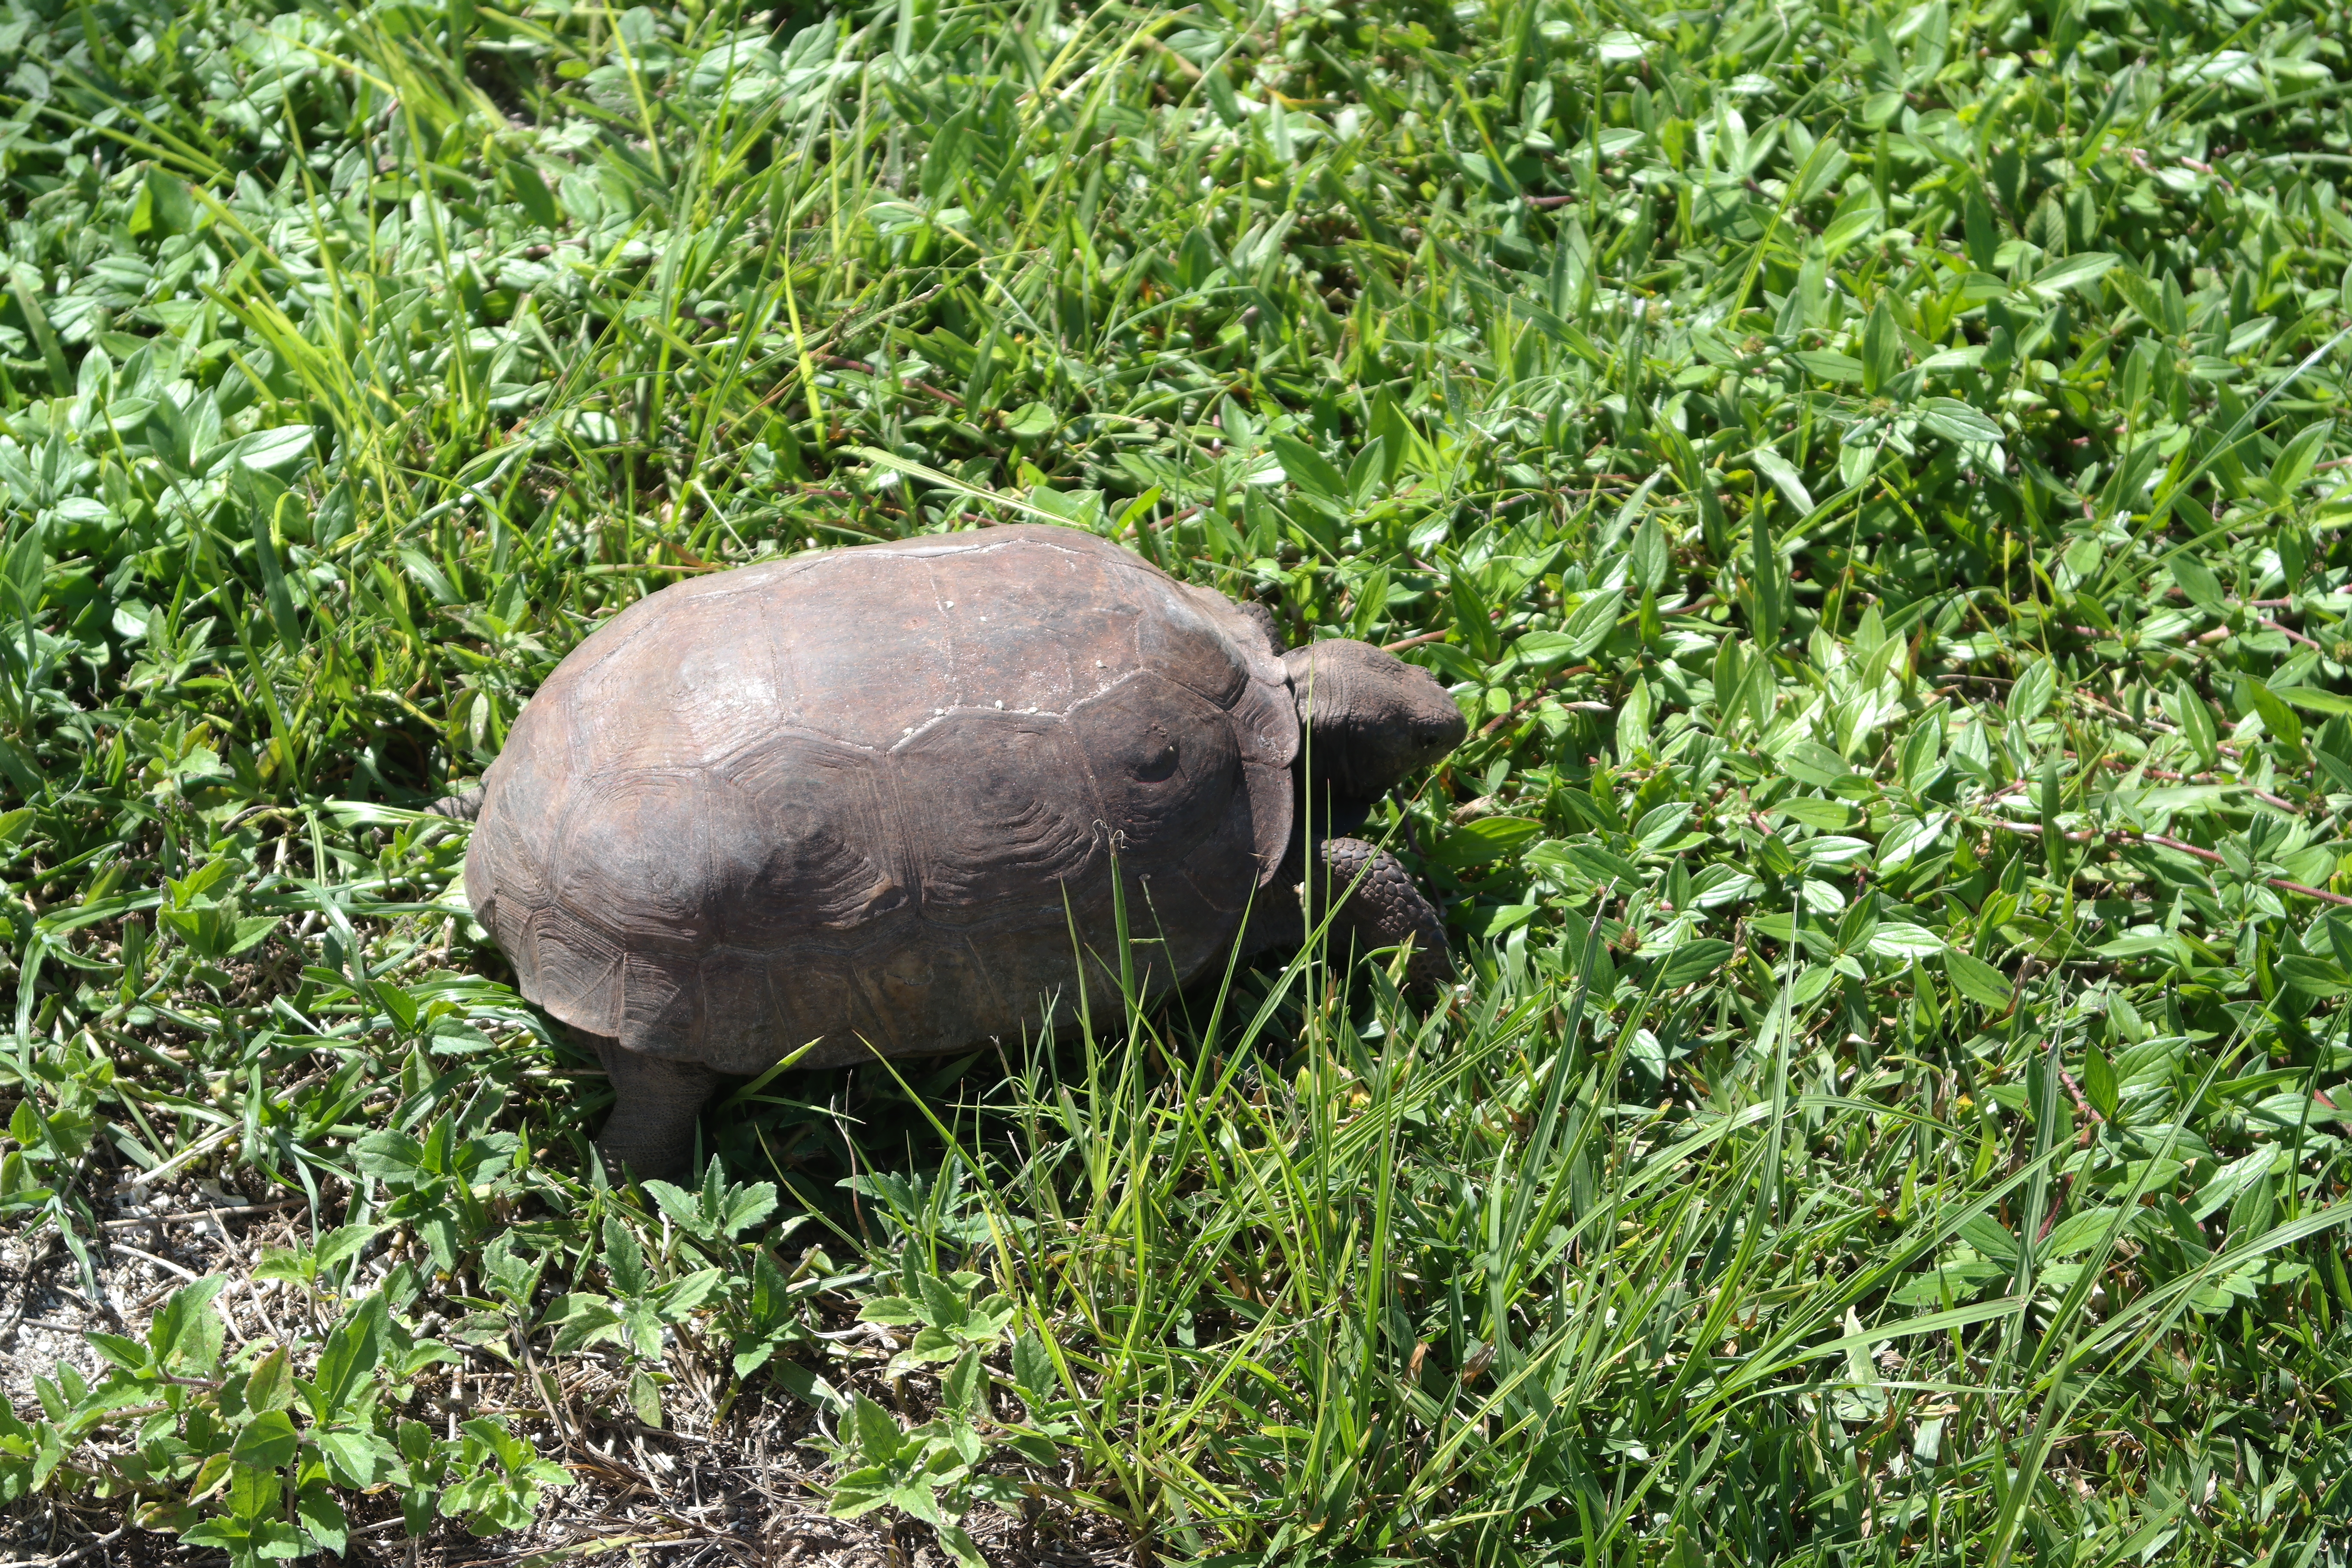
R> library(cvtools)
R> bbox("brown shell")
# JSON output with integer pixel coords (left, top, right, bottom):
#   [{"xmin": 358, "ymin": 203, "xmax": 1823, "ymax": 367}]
[{"xmin": 464, "ymin": 524, "xmax": 1297, "ymax": 1072}]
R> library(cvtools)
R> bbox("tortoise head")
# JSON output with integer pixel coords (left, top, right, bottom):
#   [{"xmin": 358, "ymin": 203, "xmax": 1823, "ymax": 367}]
[{"xmin": 1282, "ymin": 640, "xmax": 1467, "ymax": 808}]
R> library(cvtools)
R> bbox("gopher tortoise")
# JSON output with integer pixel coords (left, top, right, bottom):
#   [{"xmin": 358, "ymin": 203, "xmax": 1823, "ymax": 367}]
[{"xmin": 455, "ymin": 524, "xmax": 1465, "ymax": 1176}]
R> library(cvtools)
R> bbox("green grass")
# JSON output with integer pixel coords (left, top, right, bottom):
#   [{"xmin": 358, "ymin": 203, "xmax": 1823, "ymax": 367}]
[{"xmin": 6, "ymin": 0, "xmax": 2352, "ymax": 1559}]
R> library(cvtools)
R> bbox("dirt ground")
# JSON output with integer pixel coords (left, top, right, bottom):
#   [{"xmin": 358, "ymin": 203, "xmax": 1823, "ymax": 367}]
[{"xmin": 0, "ymin": 1183, "xmax": 1138, "ymax": 1568}]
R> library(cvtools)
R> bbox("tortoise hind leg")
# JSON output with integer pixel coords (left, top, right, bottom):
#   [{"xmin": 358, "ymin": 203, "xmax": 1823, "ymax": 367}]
[{"xmin": 587, "ymin": 1035, "xmax": 721, "ymax": 1182}]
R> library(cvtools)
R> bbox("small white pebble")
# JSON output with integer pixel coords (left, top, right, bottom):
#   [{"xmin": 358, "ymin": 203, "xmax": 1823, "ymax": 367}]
[{"xmin": 995, "ymin": 699, "xmax": 1004, "ymax": 708}]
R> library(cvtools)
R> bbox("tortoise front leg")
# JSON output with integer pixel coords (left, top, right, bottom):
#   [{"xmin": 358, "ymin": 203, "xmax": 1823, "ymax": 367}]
[
  {"xmin": 1316, "ymin": 836, "xmax": 1455, "ymax": 989},
  {"xmin": 588, "ymin": 1035, "xmax": 721, "ymax": 1182}
]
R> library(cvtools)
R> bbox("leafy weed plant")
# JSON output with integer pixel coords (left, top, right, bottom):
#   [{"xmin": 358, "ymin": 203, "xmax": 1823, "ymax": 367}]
[{"xmin": 6, "ymin": 0, "xmax": 2352, "ymax": 1558}]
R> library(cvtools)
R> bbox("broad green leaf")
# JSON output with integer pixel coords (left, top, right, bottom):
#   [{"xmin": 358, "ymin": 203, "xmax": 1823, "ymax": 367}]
[
  {"xmin": 2023, "ymin": 251, "xmax": 2118, "ymax": 299},
  {"xmin": 1270, "ymin": 433, "xmax": 1347, "ymax": 502},
  {"xmin": 1633, "ymin": 800, "xmax": 1694, "ymax": 848},
  {"xmin": 149, "ymin": 1277, "xmax": 227, "ymax": 1373},
  {"xmin": 1776, "ymin": 797, "xmax": 1853, "ymax": 831},
  {"xmin": 1819, "ymin": 208, "xmax": 1881, "ymax": 259},
  {"xmin": 849, "ymin": 1393, "xmax": 905, "ymax": 1466},
  {"xmin": 2171, "ymin": 554, "xmax": 2228, "ymax": 616},
  {"xmin": 1791, "ymin": 350, "xmax": 1865, "ymax": 383},
  {"xmin": 1749, "ymin": 447, "xmax": 1814, "ymax": 514},
  {"xmin": 351, "ymin": 1131, "xmax": 427, "ymax": 1179},
  {"xmin": 2168, "ymin": 680, "xmax": 2220, "ymax": 767},
  {"xmin": 1513, "ymin": 631, "xmax": 1586, "ymax": 673},
  {"xmin": 1861, "ymin": 296, "xmax": 1902, "ymax": 394},
  {"xmin": 297, "ymin": 1482, "xmax": 350, "ymax": 1555},
  {"xmin": 2282, "ymin": 686, "xmax": 2352, "ymax": 717},
  {"xmin": 1656, "ymin": 938, "xmax": 1734, "ymax": 988},
  {"xmin": 1004, "ymin": 401, "xmax": 1056, "ymax": 438},
  {"xmin": 1945, "ymin": 950, "xmax": 2013, "ymax": 1010},
  {"xmin": 246, "ymin": 1345, "xmax": 295, "ymax": 1412},
  {"xmin": 1629, "ymin": 516, "xmax": 1670, "ymax": 594},
  {"xmin": 1915, "ymin": 398, "xmax": 2003, "ymax": 446},
  {"xmin": 232, "ymin": 1411, "xmax": 300, "ymax": 1470},
  {"xmin": 1561, "ymin": 591, "xmax": 1623, "ymax": 657},
  {"xmin": 203, "ymin": 426, "xmax": 314, "ymax": 477},
  {"xmin": 2008, "ymin": 657, "xmax": 2058, "ymax": 726},
  {"xmin": 2083, "ymin": 1041, "xmax": 2121, "ymax": 1121},
  {"xmin": 603, "ymin": 1214, "xmax": 649, "ymax": 1299},
  {"xmin": 1867, "ymin": 923, "xmax": 1946, "ymax": 959},
  {"xmin": 2243, "ymin": 678, "xmax": 2306, "ymax": 749},
  {"xmin": 1433, "ymin": 817, "xmax": 1545, "ymax": 869},
  {"xmin": 1877, "ymin": 812, "xmax": 1949, "ymax": 872}
]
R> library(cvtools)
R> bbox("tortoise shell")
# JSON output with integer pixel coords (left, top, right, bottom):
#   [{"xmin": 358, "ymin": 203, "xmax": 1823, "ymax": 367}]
[{"xmin": 464, "ymin": 524, "xmax": 1298, "ymax": 1072}]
